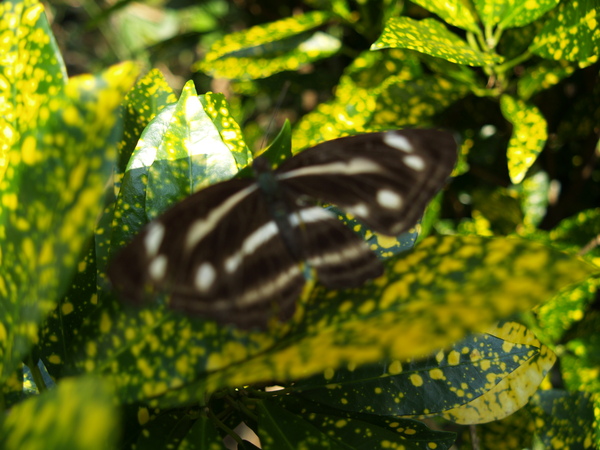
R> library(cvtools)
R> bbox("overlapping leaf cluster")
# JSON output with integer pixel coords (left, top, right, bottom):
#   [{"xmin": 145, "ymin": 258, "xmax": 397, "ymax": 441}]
[{"xmin": 1, "ymin": 0, "xmax": 599, "ymax": 449}]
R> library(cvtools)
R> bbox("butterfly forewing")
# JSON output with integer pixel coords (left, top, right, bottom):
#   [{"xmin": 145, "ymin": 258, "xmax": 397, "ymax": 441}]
[
  {"xmin": 109, "ymin": 128, "xmax": 457, "ymax": 329},
  {"xmin": 276, "ymin": 129, "xmax": 456, "ymax": 236}
]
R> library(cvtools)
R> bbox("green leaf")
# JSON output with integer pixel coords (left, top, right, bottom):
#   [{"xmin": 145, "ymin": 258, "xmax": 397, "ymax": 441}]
[
  {"xmin": 411, "ymin": 0, "xmax": 480, "ymax": 33},
  {"xmin": 471, "ymin": 188, "xmax": 524, "ymax": 235},
  {"xmin": 528, "ymin": 390, "xmax": 597, "ymax": 449},
  {"xmin": 372, "ymin": 17, "xmax": 503, "ymax": 66},
  {"xmin": 292, "ymin": 322, "xmax": 554, "ymax": 424},
  {"xmin": 474, "ymin": 0, "xmax": 559, "ymax": 29},
  {"xmin": 530, "ymin": 0, "xmax": 600, "ymax": 62},
  {"xmin": 500, "ymin": 95, "xmax": 548, "ymax": 184},
  {"xmin": 519, "ymin": 170, "xmax": 550, "ymax": 228},
  {"xmin": 0, "ymin": 376, "xmax": 119, "ymax": 450},
  {"xmin": 194, "ymin": 11, "xmax": 339, "ymax": 80},
  {"xmin": 0, "ymin": 60, "xmax": 138, "ymax": 384}
]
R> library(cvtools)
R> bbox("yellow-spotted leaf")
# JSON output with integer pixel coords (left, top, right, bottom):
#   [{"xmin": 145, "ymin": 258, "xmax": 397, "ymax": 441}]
[
  {"xmin": 194, "ymin": 11, "xmax": 339, "ymax": 80},
  {"xmin": 441, "ymin": 322, "xmax": 556, "ymax": 424},
  {"xmin": 530, "ymin": 0, "xmax": 600, "ymax": 62},
  {"xmin": 500, "ymin": 95, "xmax": 548, "ymax": 184},
  {"xmin": 0, "ymin": 58, "xmax": 138, "ymax": 385},
  {"xmin": 372, "ymin": 17, "xmax": 503, "ymax": 66},
  {"xmin": 256, "ymin": 399, "xmax": 456, "ymax": 450},
  {"xmin": 517, "ymin": 60, "xmax": 577, "ymax": 101},
  {"xmin": 411, "ymin": 0, "xmax": 480, "ymax": 33},
  {"xmin": 474, "ymin": 0, "xmax": 559, "ymax": 29},
  {"xmin": 528, "ymin": 390, "xmax": 596, "ymax": 449},
  {"xmin": 460, "ymin": 407, "xmax": 535, "ymax": 449},
  {"xmin": 292, "ymin": 49, "xmax": 469, "ymax": 150},
  {"xmin": 186, "ymin": 235, "xmax": 596, "ymax": 397},
  {"xmin": 0, "ymin": 376, "xmax": 118, "ymax": 450},
  {"xmin": 0, "ymin": 0, "xmax": 67, "ymax": 183},
  {"xmin": 289, "ymin": 323, "xmax": 552, "ymax": 420}
]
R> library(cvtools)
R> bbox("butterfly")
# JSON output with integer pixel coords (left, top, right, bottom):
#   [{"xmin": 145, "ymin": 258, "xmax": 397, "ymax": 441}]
[{"xmin": 108, "ymin": 129, "xmax": 457, "ymax": 329}]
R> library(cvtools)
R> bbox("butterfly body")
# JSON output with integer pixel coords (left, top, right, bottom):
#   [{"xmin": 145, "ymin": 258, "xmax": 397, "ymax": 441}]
[{"xmin": 109, "ymin": 129, "xmax": 457, "ymax": 329}]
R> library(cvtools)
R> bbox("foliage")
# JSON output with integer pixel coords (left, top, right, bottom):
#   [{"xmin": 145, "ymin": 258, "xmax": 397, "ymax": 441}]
[{"xmin": 2, "ymin": 0, "xmax": 600, "ymax": 449}]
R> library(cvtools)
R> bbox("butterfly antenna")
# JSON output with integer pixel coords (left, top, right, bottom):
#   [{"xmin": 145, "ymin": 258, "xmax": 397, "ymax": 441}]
[{"xmin": 261, "ymin": 80, "xmax": 291, "ymax": 149}]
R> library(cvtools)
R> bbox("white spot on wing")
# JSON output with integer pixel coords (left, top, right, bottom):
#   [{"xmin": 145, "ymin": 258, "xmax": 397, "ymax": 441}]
[
  {"xmin": 149, "ymin": 255, "xmax": 167, "ymax": 280},
  {"xmin": 290, "ymin": 206, "xmax": 332, "ymax": 226},
  {"xmin": 225, "ymin": 221, "xmax": 279, "ymax": 273},
  {"xmin": 383, "ymin": 132, "xmax": 413, "ymax": 153},
  {"xmin": 144, "ymin": 223, "xmax": 165, "ymax": 256},
  {"xmin": 280, "ymin": 158, "xmax": 382, "ymax": 179},
  {"xmin": 185, "ymin": 184, "xmax": 258, "ymax": 251},
  {"xmin": 195, "ymin": 262, "xmax": 216, "ymax": 293},
  {"xmin": 377, "ymin": 189, "xmax": 403, "ymax": 209},
  {"xmin": 346, "ymin": 203, "xmax": 369, "ymax": 218},
  {"xmin": 403, "ymin": 154, "xmax": 425, "ymax": 171}
]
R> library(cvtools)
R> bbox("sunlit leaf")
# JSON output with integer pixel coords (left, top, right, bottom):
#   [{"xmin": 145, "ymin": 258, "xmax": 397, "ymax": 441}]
[
  {"xmin": 411, "ymin": 0, "xmax": 480, "ymax": 33},
  {"xmin": 194, "ymin": 11, "xmax": 339, "ymax": 80},
  {"xmin": 474, "ymin": 0, "xmax": 559, "ymax": 28},
  {"xmin": 500, "ymin": 95, "xmax": 548, "ymax": 184},
  {"xmin": 530, "ymin": 0, "xmax": 600, "ymax": 62},
  {"xmin": 372, "ymin": 17, "xmax": 503, "ymax": 66}
]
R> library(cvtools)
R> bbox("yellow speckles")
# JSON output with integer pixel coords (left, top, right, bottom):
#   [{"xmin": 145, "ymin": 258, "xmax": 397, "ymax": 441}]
[
  {"xmin": 62, "ymin": 105, "xmax": 79, "ymax": 126},
  {"xmin": 447, "ymin": 350, "xmax": 460, "ymax": 365},
  {"xmin": 48, "ymin": 354, "xmax": 61, "ymax": 364},
  {"xmin": 340, "ymin": 398, "xmax": 348, "ymax": 405},
  {"xmin": 358, "ymin": 299, "xmax": 375, "ymax": 315},
  {"xmin": 388, "ymin": 360, "xmax": 402, "ymax": 375},
  {"xmin": 61, "ymin": 302, "xmax": 74, "ymax": 315},
  {"xmin": 99, "ymin": 312, "xmax": 112, "ymax": 333},
  {"xmin": 480, "ymin": 359, "xmax": 491, "ymax": 371},
  {"xmin": 324, "ymin": 367, "xmax": 335, "ymax": 380},
  {"xmin": 175, "ymin": 355, "xmax": 189, "ymax": 375},
  {"xmin": 21, "ymin": 135, "xmax": 41, "ymax": 165},
  {"xmin": 334, "ymin": 419, "xmax": 347, "ymax": 428},
  {"xmin": 138, "ymin": 407, "xmax": 150, "ymax": 425},
  {"xmin": 502, "ymin": 341, "xmax": 515, "ymax": 353},
  {"xmin": 137, "ymin": 359, "xmax": 154, "ymax": 378},
  {"xmin": 23, "ymin": 4, "xmax": 44, "ymax": 25},
  {"xmin": 86, "ymin": 341, "xmax": 97, "ymax": 357},
  {"xmin": 374, "ymin": 387, "xmax": 382, "ymax": 394},
  {"xmin": 409, "ymin": 373, "xmax": 423, "ymax": 387},
  {"xmin": 90, "ymin": 293, "xmax": 98, "ymax": 305},
  {"xmin": 0, "ymin": 322, "xmax": 6, "ymax": 341},
  {"xmin": 469, "ymin": 349, "xmax": 482, "ymax": 362},
  {"xmin": 429, "ymin": 368, "xmax": 444, "ymax": 380},
  {"xmin": 376, "ymin": 234, "xmax": 398, "ymax": 248},
  {"xmin": 2, "ymin": 193, "xmax": 17, "ymax": 209},
  {"xmin": 428, "ymin": 441, "xmax": 438, "ymax": 448}
]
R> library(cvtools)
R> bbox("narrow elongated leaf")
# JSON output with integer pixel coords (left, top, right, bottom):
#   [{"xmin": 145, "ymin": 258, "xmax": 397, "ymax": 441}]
[
  {"xmin": 195, "ymin": 11, "xmax": 339, "ymax": 80},
  {"xmin": 474, "ymin": 0, "xmax": 559, "ymax": 28},
  {"xmin": 530, "ymin": 0, "xmax": 600, "ymax": 62},
  {"xmin": 500, "ymin": 95, "xmax": 548, "ymax": 184},
  {"xmin": 372, "ymin": 17, "xmax": 503, "ymax": 66},
  {"xmin": 0, "ymin": 377, "xmax": 118, "ymax": 450}
]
